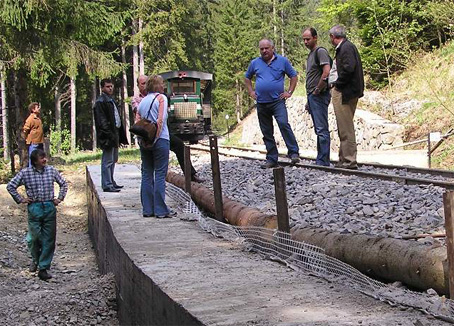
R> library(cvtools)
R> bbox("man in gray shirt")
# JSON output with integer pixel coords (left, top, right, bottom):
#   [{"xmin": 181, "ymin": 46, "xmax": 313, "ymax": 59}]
[{"xmin": 302, "ymin": 27, "xmax": 332, "ymax": 166}]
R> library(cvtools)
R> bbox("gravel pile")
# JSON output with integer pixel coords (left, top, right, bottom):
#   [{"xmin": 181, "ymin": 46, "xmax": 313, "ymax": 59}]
[{"xmin": 175, "ymin": 153, "xmax": 446, "ymax": 243}]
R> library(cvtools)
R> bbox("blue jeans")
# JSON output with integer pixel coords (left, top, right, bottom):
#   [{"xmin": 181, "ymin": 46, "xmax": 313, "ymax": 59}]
[
  {"xmin": 140, "ymin": 138, "xmax": 170, "ymax": 216},
  {"xmin": 257, "ymin": 99, "xmax": 299, "ymax": 163},
  {"xmin": 101, "ymin": 146, "xmax": 118, "ymax": 190},
  {"xmin": 28, "ymin": 143, "xmax": 44, "ymax": 167},
  {"xmin": 27, "ymin": 201, "xmax": 56, "ymax": 270},
  {"xmin": 307, "ymin": 92, "xmax": 331, "ymax": 166}
]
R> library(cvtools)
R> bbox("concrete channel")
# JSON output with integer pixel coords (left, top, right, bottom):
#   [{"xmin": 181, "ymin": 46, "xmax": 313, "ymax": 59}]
[{"xmin": 86, "ymin": 164, "xmax": 449, "ymax": 325}]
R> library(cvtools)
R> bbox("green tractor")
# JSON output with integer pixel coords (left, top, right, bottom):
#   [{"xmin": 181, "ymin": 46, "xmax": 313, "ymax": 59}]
[{"xmin": 160, "ymin": 70, "xmax": 213, "ymax": 143}]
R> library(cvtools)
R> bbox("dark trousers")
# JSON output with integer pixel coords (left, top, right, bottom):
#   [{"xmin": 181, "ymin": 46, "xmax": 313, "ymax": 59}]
[
  {"xmin": 169, "ymin": 134, "xmax": 196, "ymax": 177},
  {"xmin": 27, "ymin": 201, "xmax": 56, "ymax": 270},
  {"xmin": 307, "ymin": 91, "xmax": 331, "ymax": 166},
  {"xmin": 257, "ymin": 99, "xmax": 299, "ymax": 163},
  {"xmin": 101, "ymin": 146, "xmax": 119, "ymax": 190}
]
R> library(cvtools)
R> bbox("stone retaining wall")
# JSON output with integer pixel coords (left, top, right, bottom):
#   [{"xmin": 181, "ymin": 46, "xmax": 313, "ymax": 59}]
[
  {"xmin": 241, "ymin": 97, "xmax": 404, "ymax": 151},
  {"xmin": 86, "ymin": 167, "xmax": 203, "ymax": 326}
]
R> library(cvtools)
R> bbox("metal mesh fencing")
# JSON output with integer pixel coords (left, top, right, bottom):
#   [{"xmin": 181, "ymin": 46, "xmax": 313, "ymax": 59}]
[{"xmin": 166, "ymin": 183, "xmax": 454, "ymax": 323}]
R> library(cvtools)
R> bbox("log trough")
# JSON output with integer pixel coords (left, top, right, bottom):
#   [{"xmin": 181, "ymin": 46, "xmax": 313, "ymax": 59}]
[{"xmin": 167, "ymin": 171, "xmax": 449, "ymax": 295}]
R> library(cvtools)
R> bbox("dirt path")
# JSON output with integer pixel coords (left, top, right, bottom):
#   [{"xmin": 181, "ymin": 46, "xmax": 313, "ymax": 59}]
[{"xmin": 0, "ymin": 167, "xmax": 119, "ymax": 325}]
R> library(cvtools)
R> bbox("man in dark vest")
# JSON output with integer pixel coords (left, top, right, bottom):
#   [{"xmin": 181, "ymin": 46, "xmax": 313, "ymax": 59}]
[
  {"xmin": 329, "ymin": 25, "xmax": 364, "ymax": 169},
  {"xmin": 94, "ymin": 78, "xmax": 128, "ymax": 192}
]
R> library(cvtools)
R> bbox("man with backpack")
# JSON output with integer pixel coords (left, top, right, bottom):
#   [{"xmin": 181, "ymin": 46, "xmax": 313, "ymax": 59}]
[{"xmin": 302, "ymin": 27, "xmax": 332, "ymax": 166}]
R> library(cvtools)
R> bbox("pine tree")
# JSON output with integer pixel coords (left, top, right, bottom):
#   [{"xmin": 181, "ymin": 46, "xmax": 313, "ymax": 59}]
[{"xmin": 211, "ymin": 0, "xmax": 258, "ymax": 125}]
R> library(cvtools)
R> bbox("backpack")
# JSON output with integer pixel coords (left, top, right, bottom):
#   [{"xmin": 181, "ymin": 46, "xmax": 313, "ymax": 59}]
[{"xmin": 314, "ymin": 47, "xmax": 333, "ymax": 69}]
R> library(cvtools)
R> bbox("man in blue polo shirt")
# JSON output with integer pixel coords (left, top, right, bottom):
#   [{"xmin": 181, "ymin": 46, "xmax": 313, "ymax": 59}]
[{"xmin": 245, "ymin": 38, "xmax": 300, "ymax": 168}]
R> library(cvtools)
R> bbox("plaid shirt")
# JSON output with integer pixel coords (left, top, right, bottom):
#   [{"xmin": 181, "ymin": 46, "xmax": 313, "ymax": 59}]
[{"xmin": 6, "ymin": 165, "xmax": 68, "ymax": 204}]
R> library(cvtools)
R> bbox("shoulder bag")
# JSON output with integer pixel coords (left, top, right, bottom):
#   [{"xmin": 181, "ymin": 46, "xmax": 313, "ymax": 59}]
[{"xmin": 129, "ymin": 95, "xmax": 158, "ymax": 146}]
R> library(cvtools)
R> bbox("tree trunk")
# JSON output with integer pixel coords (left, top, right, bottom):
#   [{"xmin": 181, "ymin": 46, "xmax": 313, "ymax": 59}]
[
  {"xmin": 139, "ymin": 18, "xmax": 145, "ymax": 75},
  {"xmin": 273, "ymin": 0, "xmax": 277, "ymax": 42},
  {"xmin": 0, "ymin": 67, "xmax": 9, "ymax": 161},
  {"xmin": 133, "ymin": 20, "xmax": 139, "ymax": 98},
  {"xmin": 92, "ymin": 79, "xmax": 97, "ymax": 151},
  {"xmin": 280, "ymin": 7, "xmax": 285, "ymax": 56},
  {"xmin": 14, "ymin": 70, "xmax": 28, "ymax": 169},
  {"xmin": 239, "ymin": 83, "xmax": 243, "ymax": 118},
  {"xmin": 235, "ymin": 79, "xmax": 241, "ymax": 123},
  {"xmin": 54, "ymin": 86, "xmax": 62, "ymax": 153},
  {"xmin": 121, "ymin": 43, "xmax": 131, "ymax": 146},
  {"xmin": 70, "ymin": 77, "xmax": 76, "ymax": 153}
]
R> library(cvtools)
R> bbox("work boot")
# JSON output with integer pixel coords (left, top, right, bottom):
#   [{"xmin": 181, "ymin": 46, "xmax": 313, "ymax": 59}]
[
  {"xmin": 38, "ymin": 269, "xmax": 52, "ymax": 281},
  {"xmin": 191, "ymin": 175, "xmax": 205, "ymax": 183},
  {"xmin": 290, "ymin": 154, "xmax": 300, "ymax": 165},
  {"xmin": 29, "ymin": 261, "xmax": 37, "ymax": 273},
  {"xmin": 260, "ymin": 161, "xmax": 278, "ymax": 169}
]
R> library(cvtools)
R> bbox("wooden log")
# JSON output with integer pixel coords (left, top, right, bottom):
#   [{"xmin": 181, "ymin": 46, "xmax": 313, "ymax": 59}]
[
  {"xmin": 402, "ymin": 233, "xmax": 446, "ymax": 240},
  {"xmin": 291, "ymin": 227, "xmax": 447, "ymax": 295}
]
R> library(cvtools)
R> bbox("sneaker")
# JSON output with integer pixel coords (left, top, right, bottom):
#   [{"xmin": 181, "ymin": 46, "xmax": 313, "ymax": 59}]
[
  {"xmin": 290, "ymin": 154, "xmax": 300, "ymax": 165},
  {"xmin": 29, "ymin": 261, "xmax": 37, "ymax": 273},
  {"xmin": 156, "ymin": 214, "xmax": 173, "ymax": 219},
  {"xmin": 143, "ymin": 214, "xmax": 154, "ymax": 218},
  {"xmin": 260, "ymin": 161, "xmax": 278, "ymax": 169},
  {"xmin": 156, "ymin": 209, "xmax": 177, "ymax": 219},
  {"xmin": 38, "ymin": 269, "xmax": 52, "ymax": 281}
]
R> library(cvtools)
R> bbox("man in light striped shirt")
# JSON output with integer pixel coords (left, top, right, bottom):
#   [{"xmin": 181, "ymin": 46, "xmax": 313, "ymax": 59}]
[{"xmin": 7, "ymin": 149, "xmax": 68, "ymax": 281}]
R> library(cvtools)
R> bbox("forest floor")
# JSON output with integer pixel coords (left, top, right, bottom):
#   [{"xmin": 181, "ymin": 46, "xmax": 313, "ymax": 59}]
[{"xmin": 0, "ymin": 166, "xmax": 119, "ymax": 326}]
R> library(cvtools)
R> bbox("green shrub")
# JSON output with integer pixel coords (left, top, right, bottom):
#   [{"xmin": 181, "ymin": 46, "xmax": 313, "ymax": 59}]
[
  {"xmin": 50, "ymin": 127, "xmax": 71, "ymax": 156},
  {"xmin": 0, "ymin": 158, "xmax": 12, "ymax": 183}
]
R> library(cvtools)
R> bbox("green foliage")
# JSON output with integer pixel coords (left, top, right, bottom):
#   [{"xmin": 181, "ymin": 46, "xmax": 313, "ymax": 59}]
[
  {"xmin": 0, "ymin": 0, "xmax": 126, "ymax": 84},
  {"xmin": 134, "ymin": 0, "xmax": 212, "ymax": 73},
  {"xmin": 211, "ymin": 0, "xmax": 257, "ymax": 117},
  {"xmin": 317, "ymin": 0, "xmax": 454, "ymax": 88},
  {"xmin": 62, "ymin": 148, "xmax": 140, "ymax": 165},
  {"xmin": 354, "ymin": 0, "xmax": 430, "ymax": 86},
  {"xmin": 317, "ymin": 0, "xmax": 357, "ymax": 31},
  {"xmin": 2, "ymin": 0, "xmax": 454, "ymax": 158},
  {"xmin": 50, "ymin": 127, "xmax": 71, "ymax": 156},
  {"xmin": 221, "ymin": 128, "xmax": 242, "ymax": 146},
  {"xmin": 0, "ymin": 158, "xmax": 12, "ymax": 183}
]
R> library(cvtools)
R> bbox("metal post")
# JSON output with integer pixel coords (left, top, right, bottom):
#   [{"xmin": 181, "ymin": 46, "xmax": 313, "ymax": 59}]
[
  {"xmin": 273, "ymin": 167, "xmax": 290, "ymax": 233},
  {"xmin": 428, "ymin": 133, "xmax": 431, "ymax": 168},
  {"xmin": 225, "ymin": 114, "xmax": 230, "ymax": 141},
  {"xmin": 184, "ymin": 145, "xmax": 192, "ymax": 195},
  {"xmin": 444, "ymin": 191, "xmax": 454, "ymax": 298},
  {"xmin": 209, "ymin": 135, "xmax": 224, "ymax": 222}
]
